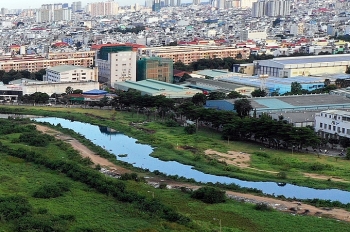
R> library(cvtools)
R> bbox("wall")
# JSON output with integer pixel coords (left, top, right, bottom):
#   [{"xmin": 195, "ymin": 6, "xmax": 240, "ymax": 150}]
[{"xmin": 22, "ymin": 81, "xmax": 99, "ymax": 95}]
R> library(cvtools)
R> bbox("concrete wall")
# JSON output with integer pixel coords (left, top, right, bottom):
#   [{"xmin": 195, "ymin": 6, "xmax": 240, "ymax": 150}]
[{"xmin": 22, "ymin": 81, "xmax": 99, "ymax": 95}]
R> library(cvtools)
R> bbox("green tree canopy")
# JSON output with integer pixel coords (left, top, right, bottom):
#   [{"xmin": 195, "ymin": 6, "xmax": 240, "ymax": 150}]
[{"xmin": 234, "ymin": 99, "xmax": 253, "ymax": 118}]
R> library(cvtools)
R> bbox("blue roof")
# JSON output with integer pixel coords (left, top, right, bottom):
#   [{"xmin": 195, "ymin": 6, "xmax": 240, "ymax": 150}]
[{"xmin": 83, "ymin": 89, "xmax": 108, "ymax": 95}]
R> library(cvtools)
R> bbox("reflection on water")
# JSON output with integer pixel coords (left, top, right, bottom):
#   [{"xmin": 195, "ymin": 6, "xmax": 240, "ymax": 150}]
[
  {"xmin": 34, "ymin": 117, "xmax": 350, "ymax": 203},
  {"xmin": 99, "ymin": 126, "xmax": 120, "ymax": 136}
]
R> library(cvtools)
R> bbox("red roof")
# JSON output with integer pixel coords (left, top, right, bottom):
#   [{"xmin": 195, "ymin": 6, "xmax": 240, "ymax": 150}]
[
  {"xmin": 90, "ymin": 43, "xmax": 145, "ymax": 51},
  {"xmin": 10, "ymin": 45, "xmax": 20, "ymax": 48},
  {"xmin": 54, "ymin": 42, "xmax": 69, "ymax": 47}
]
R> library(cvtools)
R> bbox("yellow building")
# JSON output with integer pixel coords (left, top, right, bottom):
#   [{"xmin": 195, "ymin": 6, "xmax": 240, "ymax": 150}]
[{"xmin": 138, "ymin": 45, "xmax": 250, "ymax": 65}]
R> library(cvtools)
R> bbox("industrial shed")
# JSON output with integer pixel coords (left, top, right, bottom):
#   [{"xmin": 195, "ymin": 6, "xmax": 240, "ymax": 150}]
[{"xmin": 114, "ymin": 79, "xmax": 202, "ymax": 98}]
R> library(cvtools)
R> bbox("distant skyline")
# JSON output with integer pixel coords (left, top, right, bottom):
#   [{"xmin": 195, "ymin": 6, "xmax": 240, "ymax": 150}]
[{"xmin": 0, "ymin": 0, "xmax": 143, "ymax": 9}]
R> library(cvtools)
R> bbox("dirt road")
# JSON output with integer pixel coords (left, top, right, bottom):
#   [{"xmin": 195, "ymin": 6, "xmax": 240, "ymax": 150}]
[{"xmin": 35, "ymin": 124, "xmax": 350, "ymax": 223}]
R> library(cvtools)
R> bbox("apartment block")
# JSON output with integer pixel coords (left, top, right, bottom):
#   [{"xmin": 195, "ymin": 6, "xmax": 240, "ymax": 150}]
[
  {"xmin": 0, "ymin": 52, "xmax": 95, "ymax": 73},
  {"xmin": 87, "ymin": 0, "xmax": 119, "ymax": 16},
  {"xmin": 138, "ymin": 45, "xmax": 250, "ymax": 65}
]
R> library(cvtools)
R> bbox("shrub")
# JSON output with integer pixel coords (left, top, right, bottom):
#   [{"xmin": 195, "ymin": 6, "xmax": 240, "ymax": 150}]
[
  {"xmin": 159, "ymin": 183, "xmax": 167, "ymax": 189},
  {"xmin": 33, "ymin": 182, "xmax": 70, "ymax": 199},
  {"xmin": 253, "ymin": 151, "xmax": 270, "ymax": 158},
  {"xmin": 184, "ymin": 124, "xmax": 196, "ymax": 134},
  {"xmin": 164, "ymin": 120, "xmax": 178, "ymax": 127},
  {"xmin": 254, "ymin": 203, "xmax": 273, "ymax": 211},
  {"xmin": 0, "ymin": 196, "xmax": 32, "ymax": 221},
  {"xmin": 277, "ymin": 171, "xmax": 287, "ymax": 179},
  {"xmin": 191, "ymin": 187, "xmax": 226, "ymax": 204}
]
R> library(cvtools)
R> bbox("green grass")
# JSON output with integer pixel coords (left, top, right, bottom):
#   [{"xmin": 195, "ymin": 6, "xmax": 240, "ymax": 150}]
[
  {"xmin": 2, "ymin": 106, "xmax": 350, "ymax": 190},
  {"xmin": 0, "ymin": 108, "xmax": 349, "ymax": 231}
]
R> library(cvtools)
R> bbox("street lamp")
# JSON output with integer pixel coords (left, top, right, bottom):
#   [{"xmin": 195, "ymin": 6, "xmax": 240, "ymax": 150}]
[
  {"xmin": 213, "ymin": 218, "xmax": 222, "ymax": 232},
  {"xmin": 147, "ymin": 191, "xmax": 154, "ymax": 199}
]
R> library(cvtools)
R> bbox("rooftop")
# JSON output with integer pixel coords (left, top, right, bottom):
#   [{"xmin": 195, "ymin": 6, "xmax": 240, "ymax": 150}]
[
  {"xmin": 47, "ymin": 65, "xmax": 92, "ymax": 73},
  {"xmin": 271, "ymin": 54, "xmax": 350, "ymax": 65}
]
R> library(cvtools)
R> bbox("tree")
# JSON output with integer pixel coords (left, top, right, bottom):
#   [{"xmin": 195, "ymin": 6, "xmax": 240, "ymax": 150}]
[
  {"xmin": 291, "ymin": 82, "xmax": 302, "ymax": 94},
  {"xmin": 191, "ymin": 187, "xmax": 226, "ymax": 204},
  {"xmin": 65, "ymin": 86, "xmax": 73, "ymax": 95},
  {"xmin": 72, "ymin": 89, "xmax": 83, "ymax": 94},
  {"xmin": 192, "ymin": 93, "xmax": 207, "ymax": 106},
  {"xmin": 251, "ymin": 89, "xmax": 268, "ymax": 97},
  {"xmin": 346, "ymin": 67, "xmax": 350, "ymax": 74},
  {"xmin": 227, "ymin": 91, "xmax": 243, "ymax": 99},
  {"xmin": 324, "ymin": 78, "xmax": 331, "ymax": 86},
  {"xmin": 234, "ymin": 99, "xmax": 252, "ymax": 118},
  {"xmin": 207, "ymin": 92, "xmax": 226, "ymax": 100}
]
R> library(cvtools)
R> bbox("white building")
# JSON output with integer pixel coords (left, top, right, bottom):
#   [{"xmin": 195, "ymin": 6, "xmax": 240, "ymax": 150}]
[
  {"xmin": 255, "ymin": 54, "xmax": 350, "ymax": 78},
  {"xmin": 36, "ymin": 9, "xmax": 52, "ymax": 23},
  {"xmin": 315, "ymin": 110, "xmax": 350, "ymax": 139},
  {"xmin": 252, "ymin": 0, "xmax": 265, "ymax": 17},
  {"xmin": 240, "ymin": 29, "xmax": 267, "ymax": 41},
  {"xmin": 96, "ymin": 51, "xmax": 137, "ymax": 86},
  {"xmin": 252, "ymin": 0, "xmax": 290, "ymax": 17},
  {"xmin": 45, "ymin": 65, "xmax": 98, "ymax": 83}
]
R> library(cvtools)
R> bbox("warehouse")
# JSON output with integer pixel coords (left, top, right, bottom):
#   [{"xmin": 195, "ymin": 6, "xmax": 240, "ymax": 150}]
[
  {"xmin": 114, "ymin": 79, "xmax": 202, "ymax": 98},
  {"xmin": 255, "ymin": 54, "xmax": 350, "ymax": 78}
]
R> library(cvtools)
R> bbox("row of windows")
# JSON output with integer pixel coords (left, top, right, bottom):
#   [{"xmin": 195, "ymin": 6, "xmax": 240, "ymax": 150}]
[{"xmin": 319, "ymin": 123, "xmax": 348, "ymax": 134}]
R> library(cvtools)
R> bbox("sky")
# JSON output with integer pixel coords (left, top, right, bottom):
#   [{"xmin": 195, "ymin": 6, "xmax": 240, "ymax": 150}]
[{"xmin": 0, "ymin": 0, "xmax": 141, "ymax": 9}]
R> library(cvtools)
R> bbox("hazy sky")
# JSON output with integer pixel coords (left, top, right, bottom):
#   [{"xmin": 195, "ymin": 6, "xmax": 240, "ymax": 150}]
[{"xmin": 1, "ymin": 0, "xmax": 142, "ymax": 9}]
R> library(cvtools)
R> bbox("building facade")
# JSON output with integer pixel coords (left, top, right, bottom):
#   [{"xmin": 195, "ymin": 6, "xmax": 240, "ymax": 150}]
[
  {"xmin": 138, "ymin": 45, "xmax": 250, "ymax": 65},
  {"xmin": 45, "ymin": 65, "xmax": 98, "ymax": 82},
  {"xmin": 137, "ymin": 57, "xmax": 173, "ymax": 83},
  {"xmin": 315, "ymin": 110, "xmax": 350, "ymax": 139},
  {"xmin": 87, "ymin": 0, "xmax": 119, "ymax": 16},
  {"xmin": 254, "ymin": 54, "xmax": 350, "ymax": 78},
  {"xmin": 96, "ymin": 46, "xmax": 137, "ymax": 86}
]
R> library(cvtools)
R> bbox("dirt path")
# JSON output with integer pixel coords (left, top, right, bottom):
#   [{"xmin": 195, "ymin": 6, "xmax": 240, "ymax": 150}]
[{"xmin": 35, "ymin": 124, "xmax": 350, "ymax": 222}]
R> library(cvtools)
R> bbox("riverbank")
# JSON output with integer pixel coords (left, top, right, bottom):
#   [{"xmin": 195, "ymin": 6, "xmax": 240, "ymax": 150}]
[
  {"xmin": 1, "ymin": 105, "xmax": 350, "ymax": 191},
  {"xmin": 34, "ymin": 123, "xmax": 350, "ymax": 223}
]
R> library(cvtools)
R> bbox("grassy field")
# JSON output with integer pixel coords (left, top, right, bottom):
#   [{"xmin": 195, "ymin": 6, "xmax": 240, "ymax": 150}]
[
  {"xmin": 1, "ymin": 105, "xmax": 350, "ymax": 191},
  {"xmin": 0, "ymin": 107, "xmax": 349, "ymax": 231},
  {"xmin": 1, "ymin": 142, "xmax": 349, "ymax": 232}
]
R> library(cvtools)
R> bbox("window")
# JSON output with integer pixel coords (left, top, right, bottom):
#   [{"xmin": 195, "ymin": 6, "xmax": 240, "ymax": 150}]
[
  {"xmin": 320, "ymin": 123, "xmax": 323, "ymax": 127},
  {"xmin": 328, "ymin": 125, "xmax": 331, "ymax": 130},
  {"xmin": 333, "ymin": 126, "xmax": 336, "ymax": 131},
  {"xmin": 342, "ymin": 128, "xmax": 345, "ymax": 133},
  {"xmin": 324, "ymin": 124, "xmax": 327, "ymax": 129}
]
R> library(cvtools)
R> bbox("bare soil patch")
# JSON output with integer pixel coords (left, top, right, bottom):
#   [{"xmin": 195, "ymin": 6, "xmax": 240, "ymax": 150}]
[{"xmin": 205, "ymin": 149, "xmax": 251, "ymax": 167}]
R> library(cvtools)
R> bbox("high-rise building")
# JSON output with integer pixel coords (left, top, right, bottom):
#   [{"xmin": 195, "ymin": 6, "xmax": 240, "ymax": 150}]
[
  {"xmin": 137, "ymin": 57, "xmax": 173, "ymax": 83},
  {"xmin": 36, "ymin": 9, "xmax": 52, "ymax": 23},
  {"xmin": 54, "ymin": 8, "xmax": 71, "ymax": 21},
  {"xmin": 165, "ymin": 0, "xmax": 170, "ymax": 6},
  {"xmin": 71, "ymin": 1, "xmax": 82, "ymax": 12},
  {"xmin": 152, "ymin": 0, "xmax": 161, "ymax": 11},
  {"xmin": 170, "ymin": 0, "xmax": 175, "ymax": 6},
  {"xmin": 176, "ymin": 0, "xmax": 181, "ymax": 6},
  {"xmin": 252, "ymin": 0, "xmax": 290, "ymax": 17},
  {"xmin": 87, "ymin": 0, "xmax": 119, "ymax": 16},
  {"xmin": 252, "ymin": 0, "xmax": 265, "ymax": 17},
  {"xmin": 217, "ymin": 0, "xmax": 225, "ymax": 9},
  {"xmin": 193, "ymin": 0, "xmax": 200, "ymax": 5}
]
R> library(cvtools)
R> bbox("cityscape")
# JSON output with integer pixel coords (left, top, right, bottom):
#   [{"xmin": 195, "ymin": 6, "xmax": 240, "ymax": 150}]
[{"xmin": 1, "ymin": 0, "xmax": 350, "ymax": 231}]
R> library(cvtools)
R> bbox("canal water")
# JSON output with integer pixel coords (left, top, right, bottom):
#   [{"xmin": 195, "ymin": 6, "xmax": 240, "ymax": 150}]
[{"xmin": 34, "ymin": 117, "xmax": 350, "ymax": 203}]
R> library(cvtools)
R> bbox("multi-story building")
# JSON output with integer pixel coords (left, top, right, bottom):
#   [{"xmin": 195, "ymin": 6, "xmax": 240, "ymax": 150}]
[
  {"xmin": 87, "ymin": 0, "xmax": 119, "ymax": 16},
  {"xmin": 152, "ymin": 0, "xmax": 161, "ymax": 12},
  {"xmin": 137, "ymin": 57, "xmax": 173, "ymax": 83},
  {"xmin": 95, "ymin": 45, "xmax": 137, "ymax": 86},
  {"xmin": 193, "ymin": 0, "xmax": 201, "ymax": 5},
  {"xmin": 138, "ymin": 45, "xmax": 250, "ymax": 65},
  {"xmin": 315, "ymin": 110, "xmax": 350, "ymax": 139},
  {"xmin": 71, "ymin": 1, "xmax": 82, "ymax": 12},
  {"xmin": 0, "ymin": 51, "xmax": 95, "ymax": 73},
  {"xmin": 54, "ymin": 8, "xmax": 71, "ymax": 21},
  {"xmin": 252, "ymin": 0, "xmax": 265, "ymax": 17},
  {"xmin": 252, "ymin": 0, "xmax": 290, "ymax": 17},
  {"xmin": 36, "ymin": 9, "xmax": 52, "ymax": 23},
  {"xmin": 177, "ymin": 0, "xmax": 181, "ymax": 6},
  {"xmin": 45, "ymin": 65, "xmax": 98, "ymax": 82}
]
